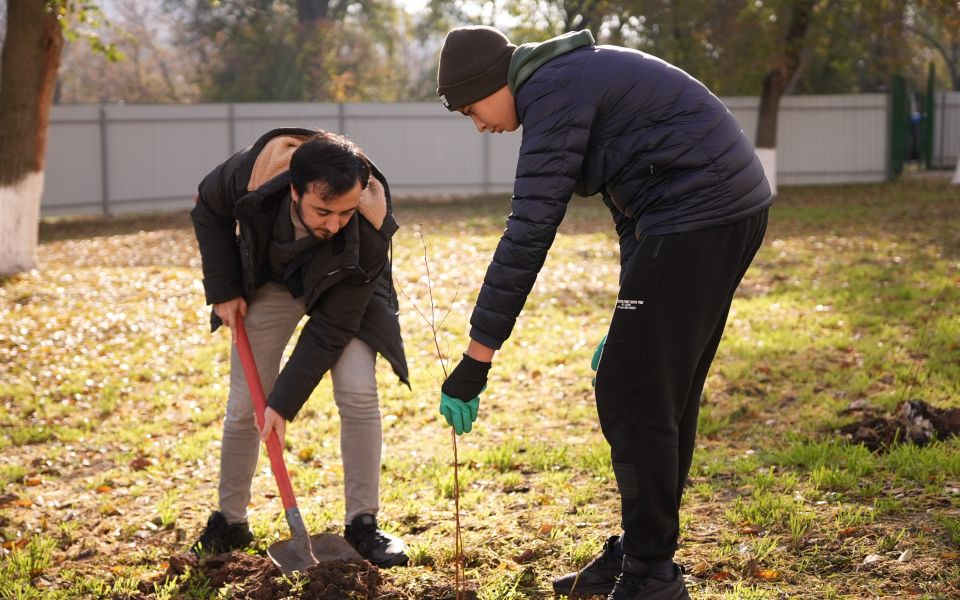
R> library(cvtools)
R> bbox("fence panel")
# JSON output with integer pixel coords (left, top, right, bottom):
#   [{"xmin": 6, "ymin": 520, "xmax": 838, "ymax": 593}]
[
  {"xmin": 43, "ymin": 95, "xmax": 897, "ymax": 217},
  {"xmin": 724, "ymin": 95, "xmax": 888, "ymax": 185},
  {"xmin": 43, "ymin": 105, "xmax": 104, "ymax": 216},
  {"xmin": 935, "ymin": 91, "xmax": 960, "ymax": 168},
  {"xmin": 103, "ymin": 105, "xmax": 231, "ymax": 214}
]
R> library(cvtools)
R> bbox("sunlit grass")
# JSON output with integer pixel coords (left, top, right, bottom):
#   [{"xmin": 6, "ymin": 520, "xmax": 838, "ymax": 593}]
[{"xmin": 0, "ymin": 180, "xmax": 957, "ymax": 597}]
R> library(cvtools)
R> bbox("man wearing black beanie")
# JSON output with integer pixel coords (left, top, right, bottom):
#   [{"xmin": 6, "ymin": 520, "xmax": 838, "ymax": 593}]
[{"xmin": 435, "ymin": 25, "xmax": 772, "ymax": 600}]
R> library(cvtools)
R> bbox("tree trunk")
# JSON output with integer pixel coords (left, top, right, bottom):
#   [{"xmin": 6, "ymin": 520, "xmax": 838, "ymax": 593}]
[
  {"xmin": 755, "ymin": 0, "xmax": 816, "ymax": 196},
  {"xmin": 297, "ymin": 0, "xmax": 331, "ymax": 25},
  {"xmin": 755, "ymin": 0, "xmax": 815, "ymax": 150},
  {"xmin": 0, "ymin": 0, "xmax": 64, "ymax": 277}
]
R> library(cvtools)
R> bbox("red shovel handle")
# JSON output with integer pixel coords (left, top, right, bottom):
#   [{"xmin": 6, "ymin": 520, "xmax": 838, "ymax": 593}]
[{"xmin": 233, "ymin": 314, "xmax": 298, "ymax": 511}]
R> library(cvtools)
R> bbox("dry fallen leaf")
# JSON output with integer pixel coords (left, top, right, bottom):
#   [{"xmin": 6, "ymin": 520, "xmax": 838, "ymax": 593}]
[
  {"xmin": 95, "ymin": 485, "xmax": 113, "ymax": 493},
  {"xmin": 755, "ymin": 568, "xmax": 779, "ymax": 580},
  {"xmin": 513, "ymin": 548, "xmax": 536, "ymax": 563},
  {"xmin": 129, "ymin": 456, "xmax": 152, "ymax": 471},
  {"xmin": 537, "ymin": 523, "xmax": 554, "ymax": 536},
  {"xmin": 689, "ymin": 562, "xmax": 712, "ymax": 578},
  {"xmin": 24, "ymin": 477, "xmax": 42, "ymax": 487},
  {"xmin": 2, "ymin": 538, "xmax": 29, "ymax": 550},
  {"xmin": 712, "ymin": 570, "xmax": 735, "ymax": 581}
]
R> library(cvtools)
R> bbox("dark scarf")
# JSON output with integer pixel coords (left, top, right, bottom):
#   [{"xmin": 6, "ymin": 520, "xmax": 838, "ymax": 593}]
[{"xmin": 268, "ymin": 195, "xmax": 319, "ymax": 297}]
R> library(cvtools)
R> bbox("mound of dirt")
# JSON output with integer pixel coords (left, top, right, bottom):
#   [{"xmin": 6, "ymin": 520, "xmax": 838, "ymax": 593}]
[
  {"xmin": 140, "ymin": 551, "xmax": 474, "ymax": 599},
  {"xmin": 839, "ymin": 400, "xmax": 960, "ymax": 451},
  {"xmin": 142, "ymin": 551, "xmax": 389, "ymax": 599}
]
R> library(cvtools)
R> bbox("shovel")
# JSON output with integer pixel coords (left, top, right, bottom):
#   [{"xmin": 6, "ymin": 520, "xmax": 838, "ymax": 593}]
[{"xmin": 234, "ymin": 314, "xmax": 361, "ymax": 575}]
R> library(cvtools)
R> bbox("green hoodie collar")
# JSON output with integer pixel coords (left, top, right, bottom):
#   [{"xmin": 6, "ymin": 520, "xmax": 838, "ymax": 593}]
[{"xmin": 508, "ymin": 30, "xmax": 596, "ymax": 94}]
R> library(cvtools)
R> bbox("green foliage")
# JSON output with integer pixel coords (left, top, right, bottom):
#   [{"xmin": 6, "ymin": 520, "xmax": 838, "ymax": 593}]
[
  {"xmin": 480, "ymin": 438, "xmax": 522, "ymax": 473},
  {"xmin": 48, "ymin": 0, "xmax": 124, "ymax": 61},
  {"xmin": 933, "ymin": 513, "xmax": 960, "ymax": 546},
  {"xmin": 0, "ymin": 536, "xmax": 56, "ymax": 587},
  {"xmin": 498, "ymin": 0, "xmax": 957, "ymax": 94},
  {"xmin": 168, "ymin": 0, "xmax": 412, "ymax": 102},
  {"xmin": 479, "ymin": 567, "xmax": 536, "ymax": 600},
  {"xmin": 0, "ymin": 464, "xmax": 26, "ymax": 486},
  {"xmin": 727, "ymin": 489, "xmax": 803, "ymax": 529}
]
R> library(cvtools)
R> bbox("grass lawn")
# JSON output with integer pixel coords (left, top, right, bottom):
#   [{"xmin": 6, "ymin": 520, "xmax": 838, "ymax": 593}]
[{"xmin": 1, "ymin": 179, "xmax": 958, "ymax": 599}]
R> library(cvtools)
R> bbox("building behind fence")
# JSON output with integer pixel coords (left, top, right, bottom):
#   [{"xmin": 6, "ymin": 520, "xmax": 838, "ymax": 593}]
[{"xmin": 42, "ymin": 93, "xmax": 960, "ymax": 217}]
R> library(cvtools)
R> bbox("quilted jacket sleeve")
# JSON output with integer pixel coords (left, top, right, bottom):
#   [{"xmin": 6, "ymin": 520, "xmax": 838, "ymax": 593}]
[
  {"xmin": 191, "ymin": 150, "xmax": 248, "ymax": 305},
  {"xmin": 469, "ymin": 88, "xmax": 597, "ymax": 349}
]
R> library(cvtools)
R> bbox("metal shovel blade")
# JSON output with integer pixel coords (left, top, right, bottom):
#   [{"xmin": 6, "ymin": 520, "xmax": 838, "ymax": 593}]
[
  {"xmin": 268, "ymin": 533, "xmax": 318, "ymax": 575},
  {"xmin": 267, "ymin": 506, "xmax": 319, "ymax": 575},
  {"xmin": 310, "ymin": 533, "xmax": 362, "ymax": 561},
  {"xmin": 267, "ymin": 534, "xmax": 361, "ymax": 574}
]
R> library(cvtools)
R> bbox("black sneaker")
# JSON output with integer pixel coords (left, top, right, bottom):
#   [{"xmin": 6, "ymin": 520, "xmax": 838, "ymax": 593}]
[
  {"xmin": 552, "ymin": 535, "xmax": 624, "ymax": 598},
  {"xmin": 344, "ymin": 514, "xmax": 409, "ymax": 568},
  {"xmin": 607, "ymin": 555, "xmax": 690, "ymax": 600},
  {"xmin": 190, "ymin": 511, "xmax": 254, "ymax": 555}
]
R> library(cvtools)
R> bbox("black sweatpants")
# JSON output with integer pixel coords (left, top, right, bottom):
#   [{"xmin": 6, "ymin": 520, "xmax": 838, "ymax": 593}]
[{"xmin": 594, "ymin": 208, "xmax": 768, "ymax": 561}]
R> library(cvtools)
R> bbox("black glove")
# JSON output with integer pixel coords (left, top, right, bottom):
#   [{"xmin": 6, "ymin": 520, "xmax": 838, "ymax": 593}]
[{"xmin": 441, "ymin": 354, "xmax": 491, "ymax": 401}]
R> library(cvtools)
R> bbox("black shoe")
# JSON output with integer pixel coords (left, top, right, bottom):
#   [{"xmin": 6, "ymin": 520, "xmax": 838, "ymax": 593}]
[
  {"xmin": 344, "ymin": 514, "xmax": 409, "ymax": 568},
  {"xmin": 607, "ymin": 555, "xmax": 690, "ymax": 600},
  {"xmin": 190, "ymin": 511, "xmax": 254, "ymax": 555},
  {"xmin": 552, "ymin": 535, "xmax": 624, "ymax": 598}
]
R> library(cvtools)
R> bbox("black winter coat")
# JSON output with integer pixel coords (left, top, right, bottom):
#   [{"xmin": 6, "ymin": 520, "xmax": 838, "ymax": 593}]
[
  {"xmin": 470, "ymin": 44, "xmax": 772, "ymax": 350},
  {"xmin": 192, "ymin": 128, "xmax": 409, "ymax": 421}
]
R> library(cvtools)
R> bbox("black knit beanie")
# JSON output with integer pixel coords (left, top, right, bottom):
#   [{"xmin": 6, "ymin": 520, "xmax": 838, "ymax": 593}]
[{"xmin": 437, "ymin": 26, "xmax": 516, "ymax": 112}]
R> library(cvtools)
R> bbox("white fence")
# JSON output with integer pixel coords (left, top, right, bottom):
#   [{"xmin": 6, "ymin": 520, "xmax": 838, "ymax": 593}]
[
  {"xmin": 934, "ymin": 91, "xmax": 960, "ymax": 168},
  {"xmin": 41, "ymin": 93, "xmax": 959, "ymax": 216},
  {"xmin": 725, "ymin": 95, "xmax": 889, "ymax": 185}
]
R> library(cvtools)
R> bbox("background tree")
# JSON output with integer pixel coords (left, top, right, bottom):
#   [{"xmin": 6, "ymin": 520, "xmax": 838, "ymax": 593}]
[
  {"xmin": 165, "ymin": 0, "xmax": 412, "ymax": 102},
  {"xmin": 906, "ymin": 0, "xmax": 960, "ymax": 90},
  {"xmin": 57, "ymin": 0, "xmax": 198, "ymax": 103},
  {"xmin": 0, "ymin": 0, "xmax": 65, "ymax": 277},
  {"xmin": 0, "ymin": 0, "xmax": 122, "ymax": 276},
  {"xmin": 754, "ymin": 0, "xmax": 817, "ymax": 152}
]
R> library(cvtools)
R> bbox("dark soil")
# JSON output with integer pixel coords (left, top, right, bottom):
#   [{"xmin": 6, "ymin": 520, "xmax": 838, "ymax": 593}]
[
  {"xmin": 138, "ymin": 552, "xmax": 388, "ymax": 599},
  {"xmin": 137, "ymin": 552, "xmax": 475, "ymax": 599},
  {"xmin": 839, "ymin": 400, "xmax": 960, "ymax": 451}
]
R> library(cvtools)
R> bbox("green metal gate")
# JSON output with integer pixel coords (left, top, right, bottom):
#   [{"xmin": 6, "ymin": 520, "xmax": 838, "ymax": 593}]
[
  {"xmin": 921, "ymin": 63, "xmax": 936, "ymax": 169},
  {"xmin": 889, "ymin": 74, "xmax": 909, "ymax": 179}
]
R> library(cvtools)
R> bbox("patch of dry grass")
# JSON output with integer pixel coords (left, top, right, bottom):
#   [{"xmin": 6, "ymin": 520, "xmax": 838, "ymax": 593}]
[{"xmin": 1, "ymin": 180, "xmax": 958, "ymax": 598}]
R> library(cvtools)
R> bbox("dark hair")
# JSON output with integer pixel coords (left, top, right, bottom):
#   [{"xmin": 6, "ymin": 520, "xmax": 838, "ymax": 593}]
[{"xmin": 289, "ymin": 131, "xmax": 370, "ymax": 200}]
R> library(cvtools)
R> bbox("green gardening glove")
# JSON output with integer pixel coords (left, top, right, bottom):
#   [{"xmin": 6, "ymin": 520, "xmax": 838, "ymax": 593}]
[
  {"xmin": 439, "ymin": 354, "xmax": 491, "ymax": 435},
  {"xmin": 591, "ymin": 335, "xmax": 607, "ymax": 387},
  {"xmin": 439, "ymin": 394, "xmax": 481, "ymax": 435}
]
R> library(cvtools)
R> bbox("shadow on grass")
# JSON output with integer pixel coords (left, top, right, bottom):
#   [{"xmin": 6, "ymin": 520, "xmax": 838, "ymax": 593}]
[
  {"xmin": 39, "ymin": 210, "xmax": 194, "ymax": 244},
  {"xmin": 37, "ymin": 180, "xmax": 956, "ymax": 251}
]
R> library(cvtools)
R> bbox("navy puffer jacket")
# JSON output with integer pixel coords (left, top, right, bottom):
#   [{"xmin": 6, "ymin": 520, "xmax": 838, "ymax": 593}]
[{"xmin": 470, "ymin": 43, "xmax": 772, "ymax": 350}]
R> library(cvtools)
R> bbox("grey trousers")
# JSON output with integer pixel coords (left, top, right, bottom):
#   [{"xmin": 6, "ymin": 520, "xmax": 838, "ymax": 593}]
[{"xmin": 218, "ymin": 282, "xmax": 382, "ymax": 525}]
